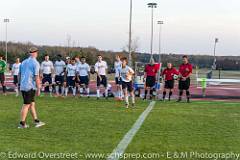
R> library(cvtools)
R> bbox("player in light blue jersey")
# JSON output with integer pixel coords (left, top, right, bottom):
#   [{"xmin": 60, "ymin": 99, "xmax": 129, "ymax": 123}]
[{"xmin": 18, "ymin": 47, "xmax": 45, "ymax": 128}]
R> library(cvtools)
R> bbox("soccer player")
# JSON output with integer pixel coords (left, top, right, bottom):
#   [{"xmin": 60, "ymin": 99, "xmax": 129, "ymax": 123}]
[
  {"xmin": 18, "ymin": 47, "xmax": 45, "ymax": 128},
  {"xmin": 40, "ymin": 54, "xmax": 54, "ymax": 97},
  {"xmin": 119, "ymin": 57, "xmax": 135, "ymax": 108},
  {"xmin": 0, "ymin": 55, "xmax": 7, "ymax": 96},
  {"xmin": 54, "ymin": 54, "xmax": 66, "ymax": 97},
  {"xmin": 76, "ymin": 56, "xmax": 90, "ymax": 98},
  {"xmin": 94, "ymin": 55, "xmax": 108, "ymax": 99},
  {"xmin": 161, "ymin": 63, "xmax": 178, "ymax": 101},
  {"xmin": 114, "ymin": 55, "xmax": 123, "ymax": 100},
  {"xmin": 65, "ymin": 58, "xmax": 77, "ymax": 97},
  {"xmin": 177, "ymin": 55, "xmax": 193, "ymax": 103},
  {"xmin": 143, "ymin": 58, "xmax": 160, "ymax": 100},
  {"xmin": 12, "ymin": 58, "xmax": 21, "ymax": 97}
]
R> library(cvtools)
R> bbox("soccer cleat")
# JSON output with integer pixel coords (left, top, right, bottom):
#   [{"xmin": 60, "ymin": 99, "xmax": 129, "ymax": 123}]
[
  {"xmin": 35, "ymin": 121, "xmax": 46, "ymax": 128},
  {"xmin": 18, "ymin": 124, "xmax": 29, "ymax": 129},
  {"xmin": 132, "ymin": 103, "xmax": 135, "ymax": 107},
  {"xmin": 187, "ymin": 98, "xmax": 190, "ymax": 103},
  {"xmin": 97, "ymin": 97, "xmax": 100, "ymax": 100},
  {"xmin": 176, "ymin": 98, "xmax": 182, "ymax": 102},
  {"xmin": 125, "ymin": 103, "xmax": 129, "ymax": 108}
]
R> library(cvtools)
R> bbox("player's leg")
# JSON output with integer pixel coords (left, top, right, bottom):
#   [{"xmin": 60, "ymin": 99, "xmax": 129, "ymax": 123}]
[
  {"xmin": 48, "ymin": 76, "xmax": 53, "ymax": 97},
  {"xmin": 14, "ymin": 75, "xmax": 19, "ymax": 96},
  {"xmin": 96, "ymin": 76, "xmax": 101, "ymax": 99},
  {"xmin": 72, "ymin": 77, "xmax": 76, "ymax": 97},
  {"xmin": 186, "ymin": 78, "xmax": 191, "ymax": 103},
  {"xmin": 85, "ymin": 76, "xmax": 90, "ymax": 98},
  {"xmin": 103, "ymin": 76, "xmax": 108, "ymax": 99},
  {"xmin": 65, "ymin": 77, "xmax": 70, "ymax": 97},
  {"xmin": 162, "ymin": 87, "xmax": 167, "ymax": 101},
  {"xmin": 0, "ymin": 74, "xmax": 6, "ymax": 95},
  {"xmin": 177, "ymin": 80, "xmax": 183, "ymax": 102},
  {"xmin": 19, "ymin": 91, "xmax": 31, "ymax": 128},
  {"xmin": 122, "ymin": 82, "xmax": 129, "ymax": 108},
  {"xmin": 129, "ymin": 82, "xmax": 135, "ymax": 107},
  {"xmin": 168, "ymin": 80, "xmax": 174, "ymax": 101},
  {"xmin": 55, "ymin": 76, "xmax": 60, "ymax": 96}
]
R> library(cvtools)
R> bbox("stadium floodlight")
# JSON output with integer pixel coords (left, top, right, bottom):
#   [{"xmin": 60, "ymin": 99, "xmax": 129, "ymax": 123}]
[
  {"xmin": 3, "ymin": 18, "xmax": 10, "ymax": 64},
  {"xmin": 128, "ymin": 0, "xmax": 133, "ymax": 67},
  {"xmin": 147, "ymin": 3, "xmax": 157, "ymax": 59}
]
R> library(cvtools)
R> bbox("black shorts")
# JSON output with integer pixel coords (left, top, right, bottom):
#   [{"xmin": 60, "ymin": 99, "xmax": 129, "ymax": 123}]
[
  {"xmin": 164, "ymin": 80, "xmax": 174, "ymax": 89},
  {"xmin": 79, "ymin": 76, "xmax": 89, "ymax": 85},
  {"xmin": 14, "ymin": 75, "xmax": 19, "ymax": 85},
  {"xmin": 179, "ymin": 78, "xmax": 191, "ymax": 90},
  {"xmin": 122, "ymin": 81, "xmax": 133, "ymax": 92},
  {"xmin": 42, "ymin": 74, "xmax": 52, "ymax": 85},
  {"xmin": 115, "ymin": 77, "xmax": 122, "ymax": 85},
  {"xmin": 97, "ymin": 75, "xmax": 107, "ymax": 87},
  {"xmin": 55, "ymin": 75, "xmax": 64, "ymax": 85},
  {"xmin": 21, "ymin": 89, "xmax": 36, "ymax": 105},
  {"xmin": 67, "ymin": 76, "xmax": 76, "ymax": 87},
  {"xmin": 0, "ymin": 73, "xmax": 5, "ymax": 84},
  {"xmin": 146, "ymin": 76, "xmax": 156, "ymax": 88}
]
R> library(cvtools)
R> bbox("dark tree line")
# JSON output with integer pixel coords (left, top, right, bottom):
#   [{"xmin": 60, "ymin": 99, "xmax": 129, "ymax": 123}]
[{"xmin": 0, "ymin": 41, "xmax": 240, "ymax": 70}]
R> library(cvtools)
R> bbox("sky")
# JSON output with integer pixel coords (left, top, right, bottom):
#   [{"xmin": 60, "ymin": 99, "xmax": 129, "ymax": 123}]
[{"xmin": 0, "ymin": 0, "xmax": 240, "ymax": 56}]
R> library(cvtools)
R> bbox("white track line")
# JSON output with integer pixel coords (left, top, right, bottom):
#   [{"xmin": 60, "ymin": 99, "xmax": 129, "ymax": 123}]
[{"xmin": 107, "ymin": 101, "xmax": 156, "ymax": 160}]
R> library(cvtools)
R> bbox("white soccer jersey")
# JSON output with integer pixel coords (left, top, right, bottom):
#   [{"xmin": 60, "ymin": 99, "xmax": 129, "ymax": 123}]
[
  {"xmin": 12, "ymin": 63, "xmax": 21, "ymax": 75},
  {"xmin": 41, "ymin": 60, "xmax": 54, "ymax": 74},
  {"xmin": 114, "ymin": 61, "xmax": 122, "ymax": 78},
  {"xmin": 77, "ymin": 63, "xmax": 90, "ymax": 77},
  {"xmin": 66, "ymin": 64, "xmax": 77, "ymax": 77},
  {"xmin": 94, "ymin": 61, "xmax": 108, "ymax": 76},
  {"xmin": 54, "ymin": 60, "xmax": 66, "ymax": 76},
  {"xmin": 120, "ymin": 65, "xmax": 134, "ymax": 82}
]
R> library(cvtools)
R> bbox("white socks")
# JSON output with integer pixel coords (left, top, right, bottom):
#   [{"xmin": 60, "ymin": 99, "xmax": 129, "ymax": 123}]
[
  {"xmin": 73, "ymin": 87, "xmax": 76, "ymax": 96},
  {"xmin": 55, "ymin": 86, "xmax": 59, "ymax": 95},
  {"xmin": 65, "ymin": 87, "xmax": 69, "ymax": 97},
  {"xmin": 15, "ymin": 87, "xmax": 19, "ymax": 96},
  {"xmin": 97, "ymin": 89, "xmax": 100, "ymax": 98},
  {"xmin": 105, "ymin": 89, "xmax": 108, "ymax": 97},
  {"xmin": 86, "ymin": 88, "xmax": 90, "ymax": 96}
]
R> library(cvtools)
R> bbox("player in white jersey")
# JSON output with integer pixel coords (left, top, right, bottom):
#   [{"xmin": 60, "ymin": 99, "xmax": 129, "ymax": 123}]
[
  {"xmin": 77, "ymin": 56, "xmax": 90, "ymax": 97},
  {"xmin": 94, "ymin": 55, "xmax": 108, "ymax": 99},
  {"xmin": 114, "ymin": 55, "xmax": 123, "ymax": 100},
  {"xmin": 12, "ymin": 58, "xmax": 21, "ymax": 96},
  {"xmin": 54, "ymin": 54, "xmax": 66, "ymax": 97},
  {"xmin": 119, "ymin": 57, "xmax": 135, "ymax": 108},
  {"xmin": 65, "ymin": 58, "xmax": 77, "ymax": 97},
  {"xmin": 40, "ymin": 54, "xmax": 54, "ymax": 97}
]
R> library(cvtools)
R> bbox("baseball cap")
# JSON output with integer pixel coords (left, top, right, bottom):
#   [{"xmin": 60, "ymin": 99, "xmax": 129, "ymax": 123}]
[{"xmin": 29, "ymin": 47, "xmax": 39, "ymax": 53}]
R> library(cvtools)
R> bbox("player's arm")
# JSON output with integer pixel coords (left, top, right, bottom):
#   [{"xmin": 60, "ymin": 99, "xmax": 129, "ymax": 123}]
[
  {"xmin": 105, "ymin": 62, "xmax": 108, "ymax": 75},
  {"xmin": 40, "ymin": 62, "xmax": 44, "ymax": 78},
  {"xmin": 87, "ymin": 64, "xmax": 91, "ymax": 79},
  {"xmin": 35, "ymin": 62, "xmax": 41, "ymax": 96},
  {"xmin": 11, "ymin": 65, "xmax": 14, "ymax": 76},
  {"xmin": 184, "ymin": 65, "xmax": 193, "ymax": 78},
  {"xmin": 51, "ymin": 61, "xmax": 55, "ymax": 76}
]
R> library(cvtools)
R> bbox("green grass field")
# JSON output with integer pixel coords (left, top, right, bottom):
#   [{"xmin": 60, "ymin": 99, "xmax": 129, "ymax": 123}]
[{"xmin": 0, "ymin": 95, "xmax": 240, "ymax": 160}]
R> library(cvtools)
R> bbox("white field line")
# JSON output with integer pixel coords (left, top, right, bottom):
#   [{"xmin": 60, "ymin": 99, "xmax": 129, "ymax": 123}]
[{"xmin": 107, "ymin": 101, "xmax": 156, "ymax": 160}]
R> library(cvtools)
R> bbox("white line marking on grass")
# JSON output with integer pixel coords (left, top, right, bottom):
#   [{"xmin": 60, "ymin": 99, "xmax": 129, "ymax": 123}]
[{"xmin": 107, "ymin": 101, "xmax": 156, "ymax": 160}]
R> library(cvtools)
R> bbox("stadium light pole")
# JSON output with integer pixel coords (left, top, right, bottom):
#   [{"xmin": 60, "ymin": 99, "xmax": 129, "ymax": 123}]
[
  {"xmin": 128, "ymin": 0, "xmax": 133, "ymax": 67},
  {"xmin": 147, "ymin": 3, "xmax": 157, "ymax": 59},
  {"xmin": 157, "ymin": 20, "xmax": 163, "ymax": 84},
  {"xmin": 212, "ymin": 38, "xmax": 218, "ymax": 70},
  {"xmin": 4, "ymin": 18, "xmax": 10, "ymax": 64},
  {"xmin": 157, "ymin": 20, "xmax": 163, "ymax": 64}
]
